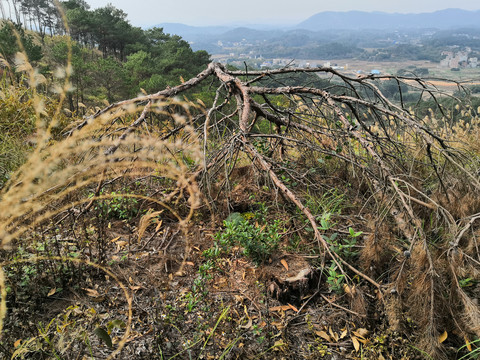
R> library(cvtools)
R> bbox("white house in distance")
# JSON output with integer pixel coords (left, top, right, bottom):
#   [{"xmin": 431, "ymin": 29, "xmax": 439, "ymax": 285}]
[{"xmin": 441, "ymin": 48, "xmax": 478, "ymax": 68}]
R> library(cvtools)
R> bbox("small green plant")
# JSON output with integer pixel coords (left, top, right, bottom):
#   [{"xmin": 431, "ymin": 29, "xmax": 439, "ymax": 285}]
[
  {"xmin": 252, "ymin": 324, "xmax": 266, "ymax": 344},
  {"xmin": 214, "ymin": 209, "xmax": 283, "ymax": 264},
  {"xmin": 318, "ymin": 212, "xmax": 334, "ymax": 230},
  {"xmin": 180, "ymin": 260, "xmax": 214, "ymax": 313},
  {"xmin": 317, "ymin": 211, "xmax": 361, "ymax": 259},
  {"xmin": 10, "ymin": 304, "xmax": 125, "ymax": 359},
  {"xmin": 305, "ymin": 315, "xmax": 331, "ymax": 357},
  {"xmin": 324, "ymin": 226, "xmax": 362, "ymax": 259},
  {"xmin": 94, "ymin": 188, "xmax": 139, "ymax": 220},
  {"xmin": 253, "ymin": 137, "xmax": 270, "ymax": 156},
  {"xmin": 181, "ymin": 291, "xmax": 200, "ymax": 313},
  {"xmin": 459, "ymin": 277, "xmax": 476, "ymax": 288},
  {"xmin": 307, "ymin": 188, "xmax": 345, "ymax": 217},
  {"xmin": 326, "ymin": 261, "xmax": 345, "ymax": 293}
]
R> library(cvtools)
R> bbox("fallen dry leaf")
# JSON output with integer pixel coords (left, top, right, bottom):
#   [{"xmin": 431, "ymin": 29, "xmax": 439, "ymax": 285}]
[
  {"xmin": 155, "ymin": 219, "xmax": 163, "ymax": 232},
  {"xmin": 465, "ymin": 336, "xmax": 472, "ymax": 351},
  {"xmin": 47, "ymin": 288, "xmax": 56, "ymax": 297},
  {"xmin": 351, "ymin": 336, "xmax": 360, "ymax": 352},
  {"xmin": 269, "ymin": 305, "xmax": 292, "ymax": 312},
  {"xmin": 272, "ymin": 321, "xmax": 284, "ymax": 330},
  {"xmin": 438, "ymin": 330, "xmax": 448, "ymax": 344},
  {"xmin": 353, "ymin": 328, "xmax": 369, "ymax": 338},
  {"xmin": 241, "ymin": 317, "xmax": 252, "ymax": 329},
  {"xmin": 116, "ymin": 240, "xmax": 128, "ymax": 249},
  {"xmin": 273, "ymin": 339, "xmax": 287, "ymax": 352},
  {"xmin": 315, "ymin": 330, "xmax": 332, "ymax": 342},
  {"xmin": 288, "ymin": 303, "xmax": 299, "ymax": 312},
  {"xmin": 286, "ymin": 268, "xmax": 311, "ymax": 282},
  {"xmin": 234, "ymin": 295, "xmax": 244, "ymax": 303},
  {"xmin": 357, "ymin": 337, "xmax": 368, "ymax": 345},
  {"xmin": 280, "ymin": 259, "xmax": 289, "ymax": 271},
  {"xmin": 84, "ymin": 288, "xmax": 100, "ymax": 297}
]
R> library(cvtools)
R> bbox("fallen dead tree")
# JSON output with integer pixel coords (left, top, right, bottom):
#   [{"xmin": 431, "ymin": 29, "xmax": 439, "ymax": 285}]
[
  {"xmin": 80, "ymin": 62, "xmax": 480, "ymax": 357},
  {"xmin": 3, "ymin": 61, "xmax": 480, "ymax": 358}
]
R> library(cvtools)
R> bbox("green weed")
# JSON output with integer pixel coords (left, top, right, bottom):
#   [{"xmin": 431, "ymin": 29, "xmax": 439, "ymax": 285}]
[
  {"xmin": 214, "ymin": 211, "xmax": 283, "ymax": 265},
  {"xmin": 94, "ymin": 189, "xmax": 140, "ymax": 220},
  {"xmin": 459, "ymin": 277, "xmax": 476, "ymax": 288},
  {"xmin": 457, "ymin": 338, "xmax": 480, "ymax": 359},
  {"xmin": 326, "ymin": 261, "xmax": 345, "ymax": 294}
]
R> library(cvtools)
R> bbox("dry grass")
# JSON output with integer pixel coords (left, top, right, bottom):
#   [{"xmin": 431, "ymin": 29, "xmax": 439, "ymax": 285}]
[{"xmin": 0, "ymin": 44, "xmax": 205, "ymax": 358}]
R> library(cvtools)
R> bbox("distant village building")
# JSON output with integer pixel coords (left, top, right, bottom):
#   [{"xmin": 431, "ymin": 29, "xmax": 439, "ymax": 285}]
[
  {"xmin": 260, "ymin": 61, "xmax": 273, "ymax": 68},
  {"xmin": 273, "ymin": 59, "xmax": 288, "ymax": 66},
  {"xmin": 440, "ymin": 48, "xmax": 477, "ymax": 68}
]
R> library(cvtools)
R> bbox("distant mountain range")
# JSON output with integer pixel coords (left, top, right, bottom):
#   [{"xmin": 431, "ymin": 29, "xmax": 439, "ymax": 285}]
[
  {"xmin": 154, "ymin": 9, "xmax": 480, "ymax": 57},
  {"xmin": 156, "ymin": 23, "xmax": 231, "ymax": 37},
  {"xmin": 297, "ymin": 9, "xmax": 480, "ymax": 31},
  {"xmin": 157, "ymin": 8, "xmax": 480, "ymax": 37}
]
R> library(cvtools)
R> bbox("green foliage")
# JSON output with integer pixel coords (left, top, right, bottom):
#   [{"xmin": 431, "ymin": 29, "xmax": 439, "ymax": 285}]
[
  {"xmin": 308, "ymin": 195, "xmax": 361, "ymax": 294},
  {"xmin": 325, "ymin": 261, "xmax": 345, "ymax": 294},
  {"xmin": 307, "ymin": 188, "xmax": 345, "ymax": 218},
  {"xmin": 212, "ymin": 206, "xmax": 283, "ymax": 264},
  {"xmin": 94, "ymin": 327, "xmax": 112, "ymax": 348},
  {"xmin": 10, "ymin": 305, "xmax": 126, "ymax": 359},
  {"xmin": 258, "ymin": 41, "xmax": 363, "ymax": 59},
  {"xmin": 318, "ymin": 212, "xmax": 361, "ymax": 259},
  {"xmin": 222, "ymin": 218, "xmax": 282, "ymax": 264},
  {"xmin": 180, "ymin": 260, "xmax": 214, "ymax": 313},
  {"xmin": 93, "ymin": 56, "xmax": 129, "ymax": 102},
  {"xmin": 0, "ymin": 22, "xmax": 42, "ymax": 63},
  {"xmin": 0, "ymin": 3, "xmax": 211, "ymax": 110},
  {"xmin": 0, "ymin": 70, "xmax": 71, "ymax": 187},
  {"xmin": 469, "ymin": 85, "xmax": 480, "ymax": 94},
  {"xmin": 324, "ymin": 231, "xmax": 357, "ymax": 259},
  {"xmin": 459, "ymin": 277, "xmax": 475, "ymax": 288},
  {"xmin": 361, "ymin": 43, "xmax": 442, "ymax": 62},
  {"xmin": 255, "ymin": 72, "xmax": 334, "ymax": 91},
  {"xmin": 0, "ymin": 83, "xmax": 36, "ymax": 186},
  {"xmin": 94, "ymin": 189, "xmax": 139, "ymax": 220}
]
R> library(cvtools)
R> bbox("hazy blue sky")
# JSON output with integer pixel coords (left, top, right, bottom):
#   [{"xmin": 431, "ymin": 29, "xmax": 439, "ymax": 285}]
[{"xmin": 85, "ymin": 0, "xmax": 480, "ymax": 27}]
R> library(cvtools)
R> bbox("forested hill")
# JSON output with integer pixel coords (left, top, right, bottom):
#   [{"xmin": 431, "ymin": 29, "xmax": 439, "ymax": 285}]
[{"xmin": 0, "ymin": 0, "xmax": 210, "ymax": 109}]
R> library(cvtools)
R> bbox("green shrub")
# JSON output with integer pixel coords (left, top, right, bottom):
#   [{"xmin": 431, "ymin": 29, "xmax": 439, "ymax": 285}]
[
  {"xmin": 214, "ymin": 210, "xmax": 283, "ymax": 264},
  {"xmin": 94, "ymin": 189, "xmax": 140, "ymax": 220}
]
